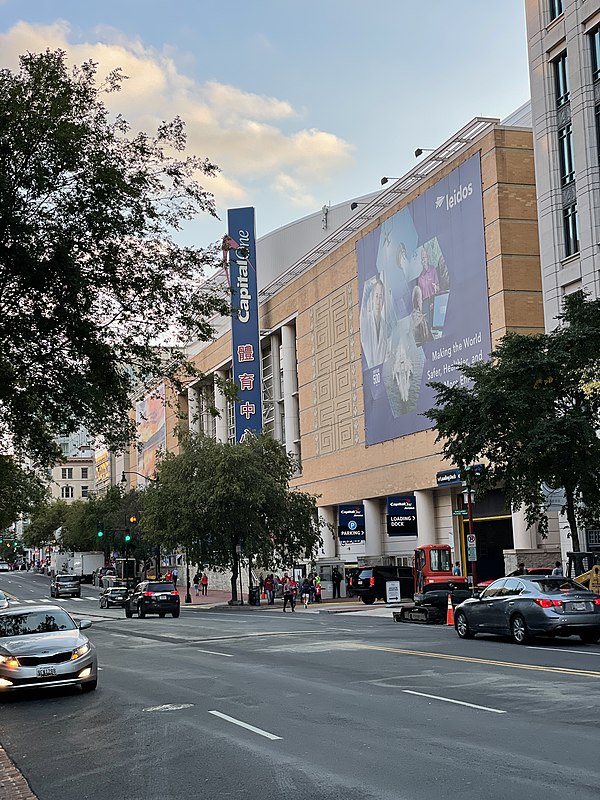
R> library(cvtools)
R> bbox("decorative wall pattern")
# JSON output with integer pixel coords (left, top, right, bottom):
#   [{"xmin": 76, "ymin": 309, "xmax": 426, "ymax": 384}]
[{"xmin": 310, "ymin": 283, "xmax": 359, "ymax": 454}]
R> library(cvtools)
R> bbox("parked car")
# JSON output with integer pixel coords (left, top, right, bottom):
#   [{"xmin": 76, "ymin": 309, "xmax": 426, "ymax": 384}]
[
  {"xmin": 349, "ymin": 565, "xmax": 413, "ymax": 604},
  {"xmin": 477, "ymin": 567, "xmax": 552, "ymax": 589},
  {"xmin": 0, "ymin": 605, "xmax": 97, "ymax": 693},
  {"xmin": 125, "ymin": 581, "xmax": 180, "ymax": 618},
  {"xmin": 454, "ymin": 576, "xmax": 600, "ymax": 644},
  {"xmin": 50, "ymin": 574, "xmax": 81, "ymax": 599},
  {"xmin": 0, "ymin": 593, "xmax": 9, "ymax": 609},
  {"xmin": 0, "ymin": 563, "xmax": 9, "ymax": 573},
  {"xmin": 99, "ymin": 585, "xmax": 129, "ymax": 609}
]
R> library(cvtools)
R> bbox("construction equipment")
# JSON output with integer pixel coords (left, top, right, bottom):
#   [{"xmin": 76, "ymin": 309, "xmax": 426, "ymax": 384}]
[
  {"xmin": 395, "ymin": 544, "xmax": 472, "ymax": 624},
  {"xmin": 566, "ymin": 551, "xmax": 600, "ymax": 589}
]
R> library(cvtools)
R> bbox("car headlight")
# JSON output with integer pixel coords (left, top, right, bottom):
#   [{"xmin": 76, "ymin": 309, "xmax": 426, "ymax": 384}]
[
  {"xmin": 70, "ymin": 643, "xmax": 90, "ymax": 661},
  {"xmin": 0, "ymin": 654, "xmax": 20, "ymax": 668}
]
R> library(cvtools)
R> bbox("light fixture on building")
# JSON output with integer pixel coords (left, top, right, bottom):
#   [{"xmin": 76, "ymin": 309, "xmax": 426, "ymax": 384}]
[
  {"xmin": 414, "ymin": 147, "xmax": 435, "ymax": 158},
  {"xmin": 380, "ymin": 176, "xmax": 401, "ymax": 186},
  {"xmin": 350, "ymin": 201, "xmax": 368, "ymax": 210}
]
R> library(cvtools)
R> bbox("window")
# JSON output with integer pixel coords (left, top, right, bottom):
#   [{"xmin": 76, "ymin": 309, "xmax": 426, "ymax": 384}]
[
  {"xmin": 554, "ymin": 53, "xmax": 569, "ymax": 106},
  {"xmin": 563, "ymin": 203, "xmax": 579, "ymax": 256},
  {"xmin": 61, "ymin": 486, "xmax": 74, "ymax": 499},
  {"xmin": 481, "ymin": 579, "xmax": 507, "ymax": 599},
  {"xmin": 81, "ymin": 467, "xmax": 88, "ymax": 479},
  {"xmin": 61, "ymin": 468, "xmax": 73, "ymax": 480},
  {"xmin": 81, "ymin": 486, "xmax": 89, "ymax": 498},
  {"xmin": 558, "ymin": 123, "xmax": 575, "ymax": 185},
  {"xmin": 549, "ymin": 0, "xmax": 563, "ymax": 21},
  {"xmin": 261, "ymin": 344, "xmax": 275, "ymax": 436},
  {"xmin": 592, "ymin": 27, "xmax": 600, "ymax": 81},
  {"xmin": 429, "ymin": 548, "xmax": 451, "ymax": 572}
]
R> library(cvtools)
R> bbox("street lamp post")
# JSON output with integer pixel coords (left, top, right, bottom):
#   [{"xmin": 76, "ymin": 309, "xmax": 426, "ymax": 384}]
[{"xmin": 185, "ymin": 549, "xmax": 192, "ymax": 604}]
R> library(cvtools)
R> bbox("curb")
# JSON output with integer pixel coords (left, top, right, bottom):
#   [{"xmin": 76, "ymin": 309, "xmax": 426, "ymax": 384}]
[{"xmin": 0, "ymin": 743, "xmax": 37, "ymax": 799}]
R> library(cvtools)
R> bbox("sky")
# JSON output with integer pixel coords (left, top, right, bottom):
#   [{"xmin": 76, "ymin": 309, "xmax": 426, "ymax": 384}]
[{"xmin": 0, "ymin": 0, "xmax": 531, "ymax": 247}]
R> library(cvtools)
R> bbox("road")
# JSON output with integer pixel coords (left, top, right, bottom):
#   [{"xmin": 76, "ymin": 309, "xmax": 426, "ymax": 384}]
[{"xmin": 0, "ymin": 571, "xmax": 599, "ymax": 800}]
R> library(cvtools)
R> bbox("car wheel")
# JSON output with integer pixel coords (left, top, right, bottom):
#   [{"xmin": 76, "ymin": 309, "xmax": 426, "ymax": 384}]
[
  {"xmin": 510, "ymin": 613, "xmax": 529, "ymax": 645},
  {"xmin": 125, "ymin": 605, "xmax": 133, "ymax": 618},
  {"xmin": 361, "ymin": 596, "xmax": 375, "ymax": 605},
  {"xmin": 81, "ymin": 679, "xmax": 97, "ymax": 693},
  {"xmin": 579, "ymin": 631, "xmax": 600, "ymax": 644},
  {"xmin": 158, "ymin": 612, "xmax": 166, "ymax": 618},
  {"xmin": 172, "ymin": 609, "xmax": 180, "ymax": 618},
  {"xmin": 455, "ymin": 611, "xmax": 474, "ymax": 639},
  {"xmin": 138, "ymin": 604, "xmax": 146, "ymax": 619}
]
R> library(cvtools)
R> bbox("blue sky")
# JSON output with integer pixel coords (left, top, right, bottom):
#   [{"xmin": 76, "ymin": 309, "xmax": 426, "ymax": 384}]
[{"xmin": 0, "ymin": 1, "xmax": 530, "ymax": 246}]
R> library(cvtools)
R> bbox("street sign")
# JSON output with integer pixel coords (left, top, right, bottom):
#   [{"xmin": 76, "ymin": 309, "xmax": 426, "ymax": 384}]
[
  {"xmin": 467, "ymin": 533, "xmax": 477, "ymax": 562},
  {"xmin": 453, "ymin": 509, "xmax": 467, "ymax": 516},
  {"xmin": 386, "ymin": 580, "xmax": 401, "ymax": 603}
]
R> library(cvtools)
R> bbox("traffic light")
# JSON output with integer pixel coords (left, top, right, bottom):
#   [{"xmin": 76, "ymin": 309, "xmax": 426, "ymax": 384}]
[
  {"xmin": 96, "ymin": 521, "xmax": 104, "ymax": 538},
  {"xmin": 129, "ymin": 515, "xmax": 138, "ymax": 525},
  {"xmin": 124, "ymin": 531, "xmax": 132, "ymax": 543}
]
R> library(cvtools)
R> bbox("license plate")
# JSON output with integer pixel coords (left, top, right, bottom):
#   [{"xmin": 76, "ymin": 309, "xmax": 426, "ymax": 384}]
[
  {"xmin": 158, "ymin": 595, "xmax": 167, "ymax": 601},
  {"xmin": 573, "ymin": 602, "xmax": 587, "ymax": 611},
  {"xmin": 37, "ymin": 667, "xmax": 56, "ymax": 678}
]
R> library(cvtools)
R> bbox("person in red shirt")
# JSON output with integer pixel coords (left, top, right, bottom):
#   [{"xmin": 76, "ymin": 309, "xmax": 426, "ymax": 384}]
[{"xmin": 282, "ymin": 574, "xmax": 297, "ymax": 612}]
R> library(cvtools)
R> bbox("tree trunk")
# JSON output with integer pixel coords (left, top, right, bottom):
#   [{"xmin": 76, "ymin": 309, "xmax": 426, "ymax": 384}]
[
  {"xmin": 230, "ymin": 548, "xmax": 238, "ymax": 602},
  {"xmin": 564, "ymin": 486, "xmax": 581, "ymax": 552}
]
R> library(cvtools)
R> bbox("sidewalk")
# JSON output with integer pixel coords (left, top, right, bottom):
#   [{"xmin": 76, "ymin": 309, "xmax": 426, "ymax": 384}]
[{"xmin": 0, "ymin": 743, "xmax": 36, "ymax": 799}]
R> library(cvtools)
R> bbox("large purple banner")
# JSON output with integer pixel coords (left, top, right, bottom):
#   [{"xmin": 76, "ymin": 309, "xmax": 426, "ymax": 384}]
[{"xmin": 357, "ymin": 154, "xmax": 490, "ymax": 446}]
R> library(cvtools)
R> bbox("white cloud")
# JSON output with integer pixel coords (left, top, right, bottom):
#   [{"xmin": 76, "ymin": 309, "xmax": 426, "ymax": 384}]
[{"xmin": 0, "ymin": 21, "xmax": 354, "ymax": 212}]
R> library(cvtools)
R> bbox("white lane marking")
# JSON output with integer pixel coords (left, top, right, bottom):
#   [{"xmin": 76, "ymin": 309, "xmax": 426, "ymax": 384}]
[
  {"xmin": 71, "ymin": 598, "xmax": 85, "ymax": 602},
  {"xmin": 208, "ymin": 710, "xmax": 282, "ymax": 740},
  {"xmin": 85, "ymin": 596, "xmax": 97, "ymax": 600},
  {"xmin": 402, "ymin": 690, "xmax": 507, "ymax": 714},
  {"xmin": 8, "ymin": 600, "xmax": 20, "ymax": 605},
  {"xmin": 144, "ymin": 703, "xmax": 194, "ymax": 712},
  {"xmin": 197, "ymin": 649, "xmax": 234, "ymax": 658},
  {"xmin": 526, "ymin": 645, "xmax": 600, "ymax": 657},
  {"xmin": 109, "ymin": 633, "xmax": 129, "ymax": 638},
  {"xmin": 23, "ymin": 600, "xmax": 36, "ymax": 604}
]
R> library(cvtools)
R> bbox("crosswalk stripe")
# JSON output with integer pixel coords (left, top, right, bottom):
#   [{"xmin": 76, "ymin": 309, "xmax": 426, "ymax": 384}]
[
  {"xmin": 24, "ymin": 600, "xmax": 36, "ymax": 604},
  {"xmin": 71, "ymin": 598, "xmax": 85, "ymax": 601},
  {"xmin": 85, "ymin": 597, "xmax": 96, "ymax": 601}
]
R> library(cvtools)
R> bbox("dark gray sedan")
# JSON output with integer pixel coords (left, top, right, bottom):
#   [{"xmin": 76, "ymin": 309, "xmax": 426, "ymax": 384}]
[{"xmin": 454, "ymin": 576, "xmax": 600, "ymax": 644}]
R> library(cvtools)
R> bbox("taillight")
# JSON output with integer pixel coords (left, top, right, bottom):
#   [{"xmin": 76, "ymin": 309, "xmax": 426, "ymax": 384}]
[
  {"xmin": 349, "ymin": 577, "xmax": 353, "ymax": 586},
  {"xmin": 534, "ymin": 598, "xmax": 563, "ymax": 608},
  {"xmin": 143, "ymin": 591, "xmax": 153, "ymax": 597},
  {"xmin": 171, "ymin": 591, "xmax": 179, "ymax": 596},
  {"xmin": 594, "ymin": 598, "xmax": 600, "ymax": 606},
  {"xmin": 369, "ymin": 576, "xmax": 375, "ymax": 587}
]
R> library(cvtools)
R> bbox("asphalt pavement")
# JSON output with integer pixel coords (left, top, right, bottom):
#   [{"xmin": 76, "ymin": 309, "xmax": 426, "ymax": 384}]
[{"xmin": 0, "ymin": 571, "xmax": 599, "ymax": 800}]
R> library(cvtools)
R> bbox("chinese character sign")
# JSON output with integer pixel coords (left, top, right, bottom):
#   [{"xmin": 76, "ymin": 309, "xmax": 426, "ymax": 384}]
[{"xmin": 227, "ymin": 207, "xmax": 263, "ymax": 442}]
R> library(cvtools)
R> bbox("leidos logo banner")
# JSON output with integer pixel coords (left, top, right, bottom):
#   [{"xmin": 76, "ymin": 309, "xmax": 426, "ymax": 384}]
[
  {"xmin": 227, "ymin": 207, "xmax": 263, "ymax": 443},
  {"xmin": 356, "ymin": 153, "xmax": 490, "ymax": 446}
]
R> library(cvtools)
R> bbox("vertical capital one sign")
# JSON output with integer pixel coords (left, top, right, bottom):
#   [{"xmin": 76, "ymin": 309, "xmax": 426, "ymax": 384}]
[{"xmin": 227, "ymin": 207, "xmax": 262, "ymax": 442}]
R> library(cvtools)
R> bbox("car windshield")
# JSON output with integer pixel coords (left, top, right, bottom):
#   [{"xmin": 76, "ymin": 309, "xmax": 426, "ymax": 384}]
[
  {"xmin": 0, "ymin": 610, "xmax": 76, "ymax": 637},
  {"xmin": 530, "ymin": 578, "xmax": 592, "ymax": 594},
  {"xmin": 358, "ymin": 570, "xmax": 373, "ymax": 580},
  {"xmin": 146, "ymin": 583, "xmax": 175, "ymax": 592}
]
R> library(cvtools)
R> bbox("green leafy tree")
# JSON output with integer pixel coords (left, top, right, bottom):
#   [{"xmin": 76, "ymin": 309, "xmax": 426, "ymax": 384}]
[
  {"xmin": 0, "ymin": 49, "xmax": 229, "ymax": 513},
  {"xmin": 426, "ymin": 291, "xmax": 600, "ymax": 553},
  {"xmin": 0, "ymin": 456, "xmax": 47, "ymax": 531},
  {"xmin": 141, "ymin": 433, "xmax": 322, "ymax": 601}
]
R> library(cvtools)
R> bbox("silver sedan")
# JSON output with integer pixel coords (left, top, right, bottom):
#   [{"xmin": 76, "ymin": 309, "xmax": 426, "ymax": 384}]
[{"xmin": 0, "ymin": 606, "xmax": 98, "ymax": 693}]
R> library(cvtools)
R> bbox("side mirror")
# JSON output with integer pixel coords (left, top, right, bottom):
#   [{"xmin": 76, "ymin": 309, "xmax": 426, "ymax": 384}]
[
  {"xmin": 78, "ymin": 619, "xmax": 92, "ymax": 630},
  {"xmin": 472, "ymin": 589, "xmax": 482, "ymax": 599}
]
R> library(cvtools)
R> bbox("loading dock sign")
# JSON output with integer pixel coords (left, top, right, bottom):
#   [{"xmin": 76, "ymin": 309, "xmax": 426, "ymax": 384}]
[{"xmin": 387, "ymin": 495, "xmax": 418, "ymax": 537}]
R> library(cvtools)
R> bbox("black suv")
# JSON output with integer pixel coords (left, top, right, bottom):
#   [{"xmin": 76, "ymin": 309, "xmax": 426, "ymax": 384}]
[
  {"xmin": 349, "ymin": 565, "xmax": 413, "ymax": 604},
  {"xmin": 99, "ymin": 584, "xmax": 129, "ymax": 608},
  {"xmin": 125, "ymin": 581, "xmax": 180, "ymax": 618},
  {"xmin": 50, "ymin": 574, "xmax": 81, "ymax": 598}
]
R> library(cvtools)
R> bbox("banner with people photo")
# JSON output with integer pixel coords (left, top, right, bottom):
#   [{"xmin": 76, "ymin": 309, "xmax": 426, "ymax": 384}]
[
  {"xmin": 357, "ymin": 153, "xmax": 490, "ymax": 445},
  {"xmin": 136, "ymin": 383, "xmax": 166, "ymax": 481}
]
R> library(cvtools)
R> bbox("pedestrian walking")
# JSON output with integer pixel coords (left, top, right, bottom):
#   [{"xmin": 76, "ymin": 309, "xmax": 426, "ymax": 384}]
[
  {"xmin": 200, "ymin": 572, "xmax": 209, "ymax": 595},
  {"xmin": 332, "ymin": 567, "xmax": 342, "ymax": 599},
  {"xmin": 552, "ymin": 560, "xmax": 564, "ymax": 576},
  {"xmin": 264, "ymin": 574, "xmax": 275, "ymax": 605},
  {"xmin": 193, "ymin": 572, "xmax": 200, "ymax": 596},
  {"xmin": 313, "ymin": 574, "xmax": 321, "ymax": 603},
  {"xmin": 282, "ymin": 574, "xmax": 297, "ymax": 612},
  {"xmin": 300, "ymin": 578, "xmax": 311, "ymax": 609},
  {"xmin": 171, "ymin": 567, "xmax": 179, "ymax": 588}
]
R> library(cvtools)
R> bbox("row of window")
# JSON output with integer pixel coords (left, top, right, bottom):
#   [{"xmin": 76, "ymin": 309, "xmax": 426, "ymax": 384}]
[
  {"xmin": 60, "ymin": 486, "xmax": 89, "ymax": 499},
  {"xmin": 61, "ymin": 467, "xmax": 88, "ymax": 480}
]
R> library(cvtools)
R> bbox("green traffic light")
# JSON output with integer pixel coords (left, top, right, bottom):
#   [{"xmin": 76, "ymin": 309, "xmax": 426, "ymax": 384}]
[
  {"xmin": 97, "ymin": 530, "xmax": 104, "ymax": 538},
  {"xmin": 124, "ymin": 534, "xmax": 131, "ymax": 542}
]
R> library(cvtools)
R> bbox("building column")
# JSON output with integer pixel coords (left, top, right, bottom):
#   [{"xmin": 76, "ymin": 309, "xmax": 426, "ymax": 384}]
[
  {"xmin": 363, "ymin": 498, "xmax": 382, "ymax": 558},
  {"xmin": 271, "ymin": 332, "xmax": 283, "ymax": 442},
  {"xmin": 415, "ymin": 489, "xmax": 436, "ymax": 546},
  {"xmin": 187, "ymin": 385, "xmax": 201, "ymax": 434},
  {"xmin": 318, "ymin": 506, "xmax": 336, "ymax": 559},
  {"xmin": 214, "ymin": 370, "xmax": 228, "ymax": 443},
  {"xmin": 281, "ymin": 324, "xmax": 299, "ymax": 461},
  {"xmin": 511, "ymin": 506, "xmax": 536, "ymax": 550}
]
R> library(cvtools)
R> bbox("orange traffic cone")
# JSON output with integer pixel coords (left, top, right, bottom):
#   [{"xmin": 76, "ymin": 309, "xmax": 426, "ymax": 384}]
[{"xmin": 446, "ymin": 593, "xmax": 455, "ymax": 625}]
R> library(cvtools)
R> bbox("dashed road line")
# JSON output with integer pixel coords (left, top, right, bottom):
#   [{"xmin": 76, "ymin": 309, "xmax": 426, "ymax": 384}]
[
  {"xmin": 526, "ymin": 645, "xmax": 600, "ymax": 657},
  {"xmin": 208, "ymin": 710, "xmax": 282, "ymax": 740},
  {"xmin": 403, "ymin": 689, "xmax": 507, "ymax": 714},
  {"xmin": 197, "ymin": 649, "xmax": 234, "ymax": 658}
]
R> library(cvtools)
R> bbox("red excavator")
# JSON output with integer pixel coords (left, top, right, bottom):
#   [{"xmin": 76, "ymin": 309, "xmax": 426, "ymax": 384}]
[{"xmin": 397, "ymin": 544, "xmax": 471, "ymax": 623}]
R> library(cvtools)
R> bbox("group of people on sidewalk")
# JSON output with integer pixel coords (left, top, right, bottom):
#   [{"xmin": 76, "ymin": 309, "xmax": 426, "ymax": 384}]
[
  {"xmin": 192, "ymin": 571, "xmax": 210, "ymax": 596},
  {"xmin": 259, "ymin": 572, "xmax": 326, "ymax": 611}
]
